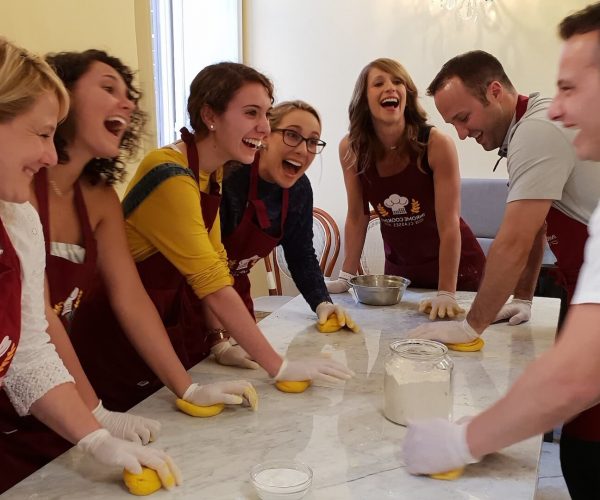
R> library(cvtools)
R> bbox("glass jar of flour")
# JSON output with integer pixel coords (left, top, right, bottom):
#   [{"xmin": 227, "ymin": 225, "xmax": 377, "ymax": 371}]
[{"xmin": 383, "ymin": 339, "xmax": 453, "ymax": 426}]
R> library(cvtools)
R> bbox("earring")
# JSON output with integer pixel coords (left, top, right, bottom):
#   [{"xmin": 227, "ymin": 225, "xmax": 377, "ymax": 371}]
[{"xmin": 209, "ymin": 124, "xmax": 215, "ymax": 130}]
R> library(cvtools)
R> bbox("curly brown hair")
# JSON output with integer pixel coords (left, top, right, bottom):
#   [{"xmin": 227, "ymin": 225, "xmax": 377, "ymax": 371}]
[
  {"xmin": 347, "ymin": 58, "xmax": 428, "ymax": 176},
  {"xmin": 45, "ymin": 49, "xmax": 146, "ymax": 186}
]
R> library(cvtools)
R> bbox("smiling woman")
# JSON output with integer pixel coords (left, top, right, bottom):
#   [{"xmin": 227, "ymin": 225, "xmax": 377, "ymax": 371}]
[
  {"xmin": 219, "ymin": 100, "xmax": 358, "ymax": 332},
  {"xmin": 327, "ymin": 57, "xmax": 486, "ymax": 321}
]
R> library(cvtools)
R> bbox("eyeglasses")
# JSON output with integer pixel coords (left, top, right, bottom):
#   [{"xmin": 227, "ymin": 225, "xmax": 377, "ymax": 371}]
[{"xmin": 273, "ymin": 128, "xmax": 326, "ymax": 154}]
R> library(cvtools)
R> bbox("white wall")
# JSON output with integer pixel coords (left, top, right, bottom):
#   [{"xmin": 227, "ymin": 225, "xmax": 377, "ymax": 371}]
[{"xmin": 244, "ymin": 0, "xmax": 589, "ymax": 285}]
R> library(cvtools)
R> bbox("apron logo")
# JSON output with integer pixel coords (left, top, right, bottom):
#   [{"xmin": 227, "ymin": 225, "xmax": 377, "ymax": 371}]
[
  {"xmin": 230, "ymin": 255, "xmax": 261, "ymax": 274},
  {"xmin": 378, "ymin": 194, "xmax": 426, "ymax": 228},
  {"xmin": 384, "ymin": 194, "xmax": 409, "ymax": 215},
  {"xmin": 54, "ymin": 287, "xmax": 83, "ymax": 323},
  {"xmin": 410, "ymin": 199, "xmax": 421, "ymax": 214},
  {"xmin": 0, "ymin": 336, "xmax": 16, "ymax": 376}
]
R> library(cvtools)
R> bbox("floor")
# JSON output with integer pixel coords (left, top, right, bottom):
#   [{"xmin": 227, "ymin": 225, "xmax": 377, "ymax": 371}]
[{"xmin": 536, "ymin": 441, "xmax": 570, "ymax": 500}]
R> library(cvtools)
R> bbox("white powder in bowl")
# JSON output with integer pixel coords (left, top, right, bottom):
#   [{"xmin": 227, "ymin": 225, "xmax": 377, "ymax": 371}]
[{"xmin": 254, "ymin": 468, "xmax": 309, "ymax": 489}]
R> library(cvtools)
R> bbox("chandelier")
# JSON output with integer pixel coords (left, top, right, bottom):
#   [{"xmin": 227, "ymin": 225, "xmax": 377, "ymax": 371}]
[{"xmin": 431, "ymin": 0, "xmax": 495, "ymax": 22}]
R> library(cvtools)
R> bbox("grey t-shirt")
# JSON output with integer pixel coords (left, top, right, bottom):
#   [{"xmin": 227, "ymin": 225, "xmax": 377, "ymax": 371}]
[{"xmin": 505, "ymin": 92, "xmax": 600, "ymax": 225}]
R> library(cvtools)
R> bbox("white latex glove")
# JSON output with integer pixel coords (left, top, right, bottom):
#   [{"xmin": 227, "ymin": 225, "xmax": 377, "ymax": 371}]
[
  {"xmin": 77, "ymin": 429, "xmax": 182, "ymax": 489},
  {"xmin": 182, "ymin": 380, "xmax": 254, "ymax": 406},
  {"xmin": 325, "ymin": 271, "xmax": 355, "ymax": 294},
  {"xmin": 408, "ymin": 319, "xmax": 479, "ymax": 345},
  {"xmin": 211, "ymin": 340, "xmax": 259, "ymax": 369},
  {"xmin": 419, "ymin": 291, "xmax": 466, "ymax": 321},
  {"xmin": 493, "ymin": 298, "xmax": 532, "ymax": 326},
  {"xmin": 316, "ymin": 302, "xmax": 360, "ymax": 332},
  {"xmin": 275, "ymin": 358, "xmax": 354, "ymax": 384},
  {"xmin": 403, "ymin": 418, "xmax": 480, "ymax": 475},
  {"xmin": 92, "ymin": 400, "xmax": 161, "ymax": 445}
]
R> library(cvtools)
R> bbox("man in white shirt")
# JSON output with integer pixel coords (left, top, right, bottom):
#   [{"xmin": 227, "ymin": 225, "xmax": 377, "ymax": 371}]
[{"xmin": 403, "ymin": 4, "xmax": 600, "ymax": 498}]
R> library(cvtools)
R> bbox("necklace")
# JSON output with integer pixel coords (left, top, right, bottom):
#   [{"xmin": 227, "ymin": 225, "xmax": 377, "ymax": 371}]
[{"xmin": 49, "ymin": 180, "xmax": 64, "ymax": 197}]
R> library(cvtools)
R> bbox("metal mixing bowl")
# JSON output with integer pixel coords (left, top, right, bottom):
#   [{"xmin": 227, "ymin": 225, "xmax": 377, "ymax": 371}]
[{"xmin": 349, "ymin": 274, "xmax": 411, "ymax": 306}]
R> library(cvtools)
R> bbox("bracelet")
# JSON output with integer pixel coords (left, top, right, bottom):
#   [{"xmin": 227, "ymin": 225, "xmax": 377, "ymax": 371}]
[{"xmin": 205, "ymin": 328, "xmax": 230, "ymax": 348}]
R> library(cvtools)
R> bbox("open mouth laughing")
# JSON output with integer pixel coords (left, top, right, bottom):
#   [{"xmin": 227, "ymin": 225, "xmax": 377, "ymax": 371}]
[
  {"xmin": 282, "ymin": 158, "xmax": 302, "ymax": 176},
  {"xmin": 381, "ymin": 97, "xmax": 400, "ymax": 109},
  {"xmin": 104, "ymin": 115, "xmax": 128, "ymax": 137},
  {"xmin": 242, "ymin": 138, "xmax": 263, "ymax": 150}
]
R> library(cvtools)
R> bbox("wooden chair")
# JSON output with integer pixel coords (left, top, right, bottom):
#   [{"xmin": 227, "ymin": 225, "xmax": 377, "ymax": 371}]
[
  {"xmin": 254, "ymin": 208, "xmax": 340, "ymax": 314},
  {"xmin": 358, "ymin": 211, "xmax": 385, "ymax": 275}
]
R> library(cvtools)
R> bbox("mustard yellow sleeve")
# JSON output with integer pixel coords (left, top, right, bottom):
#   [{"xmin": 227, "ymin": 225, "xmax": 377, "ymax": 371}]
[{"xmin": 127, "ymin": 165, "xmax": 233, "ymax": 299}]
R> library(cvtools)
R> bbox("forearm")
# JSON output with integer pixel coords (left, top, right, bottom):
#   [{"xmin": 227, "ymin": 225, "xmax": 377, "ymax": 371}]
[
  {"xmin": 110, "ymin": 291, "xmax": 192, "ymax": 398},
  {"xmin": 468, "ymin": 304, "xmax": 600, "ymax": 457},
  {"xmin": 203, "ymin": 286, "xmax": 283, "ymax": 376},
  {"xmin": 512, "ymin": 226, "xmax": 545, "ymax": 300},
  {"xmin": 45, "ymin": 307, "xmax": 99, "ymax": 410},
  {"xmin": 437, "ymin": 228, "xmax": 461, "ymax": 293},
  {"xmin": 467, "ymin": 236, "xmax": 532, "ymax": 332},
  {"xmin": 341, "ymin": 215, "xmax": 369, "ymax": 273},
  {"xmin": 29, "ymin": 382, "xmax": 101, "ymax": 444}
]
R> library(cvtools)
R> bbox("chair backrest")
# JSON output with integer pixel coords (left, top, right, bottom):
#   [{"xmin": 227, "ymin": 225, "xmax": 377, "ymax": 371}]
[
  {"xmin": 265, "ymin": 207, "xmax": 340, "ymax": 295},
  {"xmin": 460, "ymin": 178, "xmax": 508, "ymax": 255},
  {"xmin": 359, "ymin": 212, "xmax": 385, "ymax": 275}
]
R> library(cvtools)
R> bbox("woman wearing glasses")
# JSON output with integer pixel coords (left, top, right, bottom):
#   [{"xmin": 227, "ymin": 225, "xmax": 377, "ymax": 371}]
[
  {"xmin": 327, "ymin": 59, "xmax": 485, "ymax": 320},
  {"xmin": 219, "ymin": 100, "xmax": 358, "ymax": 331}
]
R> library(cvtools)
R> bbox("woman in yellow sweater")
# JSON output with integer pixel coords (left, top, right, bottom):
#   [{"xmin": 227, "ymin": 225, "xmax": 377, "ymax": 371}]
[{"xmin": 73, "ymin": 62, "xmax": 353, "ymax": 411}]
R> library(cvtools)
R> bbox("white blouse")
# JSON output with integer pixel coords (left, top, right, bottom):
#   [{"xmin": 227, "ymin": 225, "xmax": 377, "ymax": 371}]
[{"xmin": 0, "ymin": 201, "xmax": 73, "ymax": 416}]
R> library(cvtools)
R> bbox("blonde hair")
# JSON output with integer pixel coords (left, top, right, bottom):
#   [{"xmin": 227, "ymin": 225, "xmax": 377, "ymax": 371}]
[
  {"xmin": 268, "ymin": 100, "xmax": 321, "ymax": 129},
  {"xmin": 0, "ymin": 38, "xmax": 69, "ymax": 123},
  {"xmin": 348, "ymin": 58, "xmax": 427, "ymax": 175}
]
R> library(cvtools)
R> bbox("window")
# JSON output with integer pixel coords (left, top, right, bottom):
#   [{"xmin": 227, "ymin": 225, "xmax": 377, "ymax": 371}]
[{"xmin": 151, "ymin": 0, "xmax": 242, "ymax": 146}]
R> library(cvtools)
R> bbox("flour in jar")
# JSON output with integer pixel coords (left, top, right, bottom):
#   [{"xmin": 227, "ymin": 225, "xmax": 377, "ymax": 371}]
[{"xmin": 383, "ymin": 361, "xmax": 452, "ymax": 426}]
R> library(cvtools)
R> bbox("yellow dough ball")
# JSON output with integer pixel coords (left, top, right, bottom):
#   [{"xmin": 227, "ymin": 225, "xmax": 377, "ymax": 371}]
[
  {"xmin": 446, "ymin": 337, "xmax": 485, "ymax": 352},
  {"xmin": 175, "ymin": 398, "xmax": 225, "ymax": 417},
  {"xmin": 243, "ymin": 385, "xmax": 259, "ymax": 411},
  {"xmin": 430, "ymin": 467, "xmax": 465, "ymax": 480},
  {"xmin": 275, "ymin": 380, "xmax": 311, "ymax": 393},
  {"xmin": 317, "ymin": 314, "xmax": 342, "ymax": 333},
  {"xmin": 123, "ymin": 467, "xmax": 174, "ymax": 496}
]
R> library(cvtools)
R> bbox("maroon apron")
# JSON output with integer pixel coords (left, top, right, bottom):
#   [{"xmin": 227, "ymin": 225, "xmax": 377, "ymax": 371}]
[
  {"xmin": 0, "ymin": 216, "xmax": 20, "ymax": 382},
  {"xmin": 545, "ymin": 190, "xmax": 594, "ymax": 442},
  {"xmin": 0, "ymin": 171, "xmax": 99, "ymax": 492},
  {"xmin": 509, "ymin": 96, "xmax": 596, "ymax": 440},
  {"xmin": 359, "ymin": 126, "xmax": 485, "ymax": 291},
  {"xmin": 222, "ymin": 155, "xmax": 289, "ymax": 317},
  {"xmin": 70, "ymin": 128, "xmax": 218, "ymax": 412}
]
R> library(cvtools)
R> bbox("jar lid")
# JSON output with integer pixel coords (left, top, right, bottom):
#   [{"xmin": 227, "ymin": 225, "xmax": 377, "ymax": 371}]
[{"xmin": 389, "ymin": 339, "xmax": 448, "ymax": 360}]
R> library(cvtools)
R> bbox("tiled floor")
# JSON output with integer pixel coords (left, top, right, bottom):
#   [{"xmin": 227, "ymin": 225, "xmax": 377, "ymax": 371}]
[{"xmin": 536, "ymin": 442, "xmax": 570, "ymax": 500}]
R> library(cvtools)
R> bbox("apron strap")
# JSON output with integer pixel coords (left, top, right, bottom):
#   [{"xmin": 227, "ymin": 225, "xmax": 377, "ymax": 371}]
[
  {"xmin": 247, "ymin": 158, "xmax": 272, "ymax": 230},
  {"xmin": 122, "ymin": 163, "xmax": 195, "ymax": 218},
  {"xmin": 73, "ymin": 182, "xmax": 97, "ymax": 264}
]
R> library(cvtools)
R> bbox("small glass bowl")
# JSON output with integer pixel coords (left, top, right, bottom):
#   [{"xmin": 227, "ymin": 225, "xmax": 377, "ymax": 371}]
[{"xmin": 250, "ymin": 459, "xmax": 313, "ymax": 500}]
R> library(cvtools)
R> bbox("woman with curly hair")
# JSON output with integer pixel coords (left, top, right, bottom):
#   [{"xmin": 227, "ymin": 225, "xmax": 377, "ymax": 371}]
[
  {"xmin": 0, "ymin": 50, "xmax": 246, "ymax": 490},
  {"xmin": 0, "ymin": 44, "xmax": 181, "ymax": 493},
  {"xmin": 326, "ymin": 58, "xmax": 485, "ymax": 319}
]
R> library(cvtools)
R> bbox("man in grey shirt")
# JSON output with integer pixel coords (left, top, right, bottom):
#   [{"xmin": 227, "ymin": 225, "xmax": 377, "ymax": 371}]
[
  {"xmin": 408, "ymin": 50, "xmax": 599, "ymax": 342},
  {"xmin": 404, "ymin": 5, "xmax": 600, "ymax": 497}
]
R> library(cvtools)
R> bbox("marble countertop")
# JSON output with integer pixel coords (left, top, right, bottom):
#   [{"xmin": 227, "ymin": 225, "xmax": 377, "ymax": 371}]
[{"xmin": 4, "ymin": 290, "xmax": 560, "ymax": 499}]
